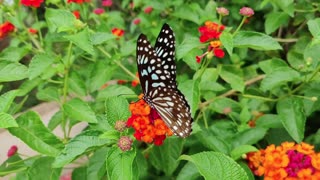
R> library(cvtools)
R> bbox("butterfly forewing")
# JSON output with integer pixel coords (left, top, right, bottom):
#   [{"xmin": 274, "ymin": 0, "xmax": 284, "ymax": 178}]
[{"xmin": 136, "ymin": 23, "xmax": 193, "ymax": 138}]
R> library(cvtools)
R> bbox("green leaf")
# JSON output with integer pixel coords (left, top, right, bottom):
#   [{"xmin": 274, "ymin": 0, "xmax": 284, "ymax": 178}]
[
  {"xmin": 260, "ymin": 67, "xmax": 300, "ymax": 91},
  {"xmin": 173, "ymin": 4, "xmax": 200, "ymax": 24},
  {"xmin": 233, "ymin": 31, "xmax": 282, "ymax": 50},
  {"xmin": 106, "ymin": 147, "xmax": 136, "ymax": 180},
  {"xmin": 68, "ymin": 72, "xmax": 87, "ymax": 96},
  {"xmin": 304, "ymin": 42, "xmax": 320, "ymax": 67},
  {"xmin": 177, "ymin": 162, "xmax": 201, "ymax": 180},
  {"xmin": 256, "ymin": 114, "xmax": 283, "ymax": 128},
  {"xmin": 17, "ymin": 78, "xmax": 42, "ymax": 97},
  {"xmin": 176, "ymin": 35, "xmax": 202, "ymax": 60},
  {"xmin": 8, "ymin": 111, "xmax": 64, "ymax": 156},
  {"xmin": 36, "ymin": 87, "xmax": 60, "ymax": 102},
  {"xmin": 0, "ymin": 112, "xmax": 18, "ymax": 128},
  {"xmin": 149, "ymin": 137, "xmax": 183, "ymax": 176},
  {"xmin": 287, "ymin": 50, "xmax": 305, "ymax": 71},
  {"xmin": 63, "ymin": 98, "xmax": 97, "ymax": 123},
  {"xmin": 230, "ymin": 145, "xmax": 258, "ymax": 160},
  {"xmin": 179, "ymin": 79, "xmax": 200, "ymax": 118},
  {"xmin": 53, "ymin": 130, "xmax": 110, "ymax": 167},
  {"xmin": 220, "ymin": 31, "xmax": 233, "ymax": 55},
  {"xmin": 64, "ymin": 28, "xmax": 94, "ymax": 55},
  {"xmin": 196, "ymin": 130, "xmax": 230, "ymax": 154},
  {"xmin": 48, "ymin": 111, "xmax": 63, "ymax": 131},
  {"xmin": 265, "ymin": 12, "xmax": 290, "ymax": 34},
  {"xmin": 0, "ymin": 46, "xmax": 30, "ymax": 62},
  {"xmin": 0, "ymin": 155, "xmax": 27, "ymax": 176},
  {"xmin": 232, "ymin": 127, "xmax": 267, "ymax": 147},
  {"xmin": 91, "ymin": 32, "xmax": 117, "ymax": 45},
  {"xmin": 87, "ymin": 147, "xmax": 108, "ymax": 180},
  {"xmin": 97, "ymin": 85, "xmax": 136, "ymax": 101},
  {"xmin": 27, "ymin": 157, "xmax": 61, "ymax": 180},
  {"xmin": 258, "ymin": 58, "xmax": 288, "ymax": 74},
  {"xmin": 89, "ymin": 61, "xmax": 116, "ymax": 92},
  {"xmin": 274, "ymin": 0, "xmax": 294, "ymax": 17},
  {"xmin": 0, "ymin": 90, "xmax": 18, "ymax": 113},
  {"xmin": 180, "ymin": 152, "xmax": 248, "ymax": 180},
  {"xmin": 105, "ymin": 96, "xmax": 130, "ymax": 126},
  {"xmin": 45, "ymin": 8, "xmax": 76, "ymax": 33},
  {"xmin": 99, "ymin": 130, "xmax": 120, "ymax": 140},
  {"xmin": 219, "ymin": 65, "xmax": 245, "ymax": 92},
  {"xmin": 0, "ymin": 61, "xmax": 28, "ymax": 82},
  {"xmin": 307, "ymin": 18, "xmax": 320, "ymax": 38},
  {"xmin": 277, "ymin": 97, "xmax": 306, "ymax": 142},
  {"xmin": 28, "ymin": 53, "xmax": 54, "ymax": 80},
  {"xmin": 210, "ymin": 98, "xmax": 241, "ymax": 113}
]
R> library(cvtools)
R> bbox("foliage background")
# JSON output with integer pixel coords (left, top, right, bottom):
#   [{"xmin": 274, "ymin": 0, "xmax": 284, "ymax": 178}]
[{"xmin": 0, "ymin": 0, "xmax": 320, "ymax": 179}]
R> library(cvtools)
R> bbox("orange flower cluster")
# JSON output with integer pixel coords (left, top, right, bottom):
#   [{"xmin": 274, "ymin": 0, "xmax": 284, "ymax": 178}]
[
  {"xmin": 0, "ymin": 21, "xmax": 15, "ymax": 39},
  {"xmin": 247, "ymin": 142, "xmax": 320, "ymax": 179},
  {"xmin": 111, "ymin": 28, "xmax": 124, "ymax": 38},
  {"xmin": 196, "ymin": 21, "xmax": 225, "ymax": 63},
  {"xmin": 127, "ymin": 95, "xmax": 173, "ymax": 146}
]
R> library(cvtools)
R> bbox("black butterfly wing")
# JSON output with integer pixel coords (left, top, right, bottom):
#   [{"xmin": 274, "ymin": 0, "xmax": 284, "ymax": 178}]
[{"xmin": 149, "ymin": 87, "xmax": 192, "ymax": 137}]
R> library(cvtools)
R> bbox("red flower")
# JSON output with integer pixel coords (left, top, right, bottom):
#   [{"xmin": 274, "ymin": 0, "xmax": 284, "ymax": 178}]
[
  {"xmin": 127, "ymin": 96, "xmax": 173, "ymax": 146},
  {"xmin": 67, "ymin": 0, "xmax": 90, "ymax": 4},
  {"xmin": 111, "ymin": 28, "xmax": 124, "ymax": 37},
  {"xmin": 7, "ymin": 145, "xmax": 18, "ymax": 157},
  {"xmin": 144, "ymin": 6, "xmax": 153, "ymax": 14},
  {"xmin": 20, "ymin": 0, "xmax": 43, "ymax": 8},
  {"xmin": 0, "ymin": 21, "xmax": 15, "ymax": 38},
  {"xmin": 28, "ymin": 28, "xmax": 38, "ymax": 34},
  {"xmin": 213, "ymin": 48, "xmax": 225, "ymax": 58},
  {"xmin": 196, "ymin": 56, "xmax": 201, "ymax": 63},
  {"xmin": 73, "ymin": 10, "xmax": 80, "ymax": 19},
  {"xmin": 133, "ymin": 18, "xmax": 141, "ymax": 25},
  {"xmin": 198, "ymin": 21, "xmax": 224, "ymax": 43},
  {"xmin": 93, "ymin": 8, "xmax": 105, "ymax": 15},
  {"xmin": 102, "ymin": 0, "xmax": 112, "ymax": 7}
]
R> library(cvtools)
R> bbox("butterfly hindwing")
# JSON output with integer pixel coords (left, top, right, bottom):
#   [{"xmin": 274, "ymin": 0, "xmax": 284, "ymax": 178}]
[{"xmin": 136, "ymin": 23, "xmax": 193, "ymax": 138}]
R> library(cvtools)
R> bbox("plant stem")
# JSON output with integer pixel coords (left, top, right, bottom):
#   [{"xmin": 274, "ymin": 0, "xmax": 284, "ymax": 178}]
[
  {"xmin": 233, "ymin": 17, "xmax": 246, "ymax": 36},
  {"xmin": 242, "ymin": 94, "xmax": 277, "ymax": 102},
  {"xmin": 98, "ymin": 46, "xmax": 137, "ymax": 80}
]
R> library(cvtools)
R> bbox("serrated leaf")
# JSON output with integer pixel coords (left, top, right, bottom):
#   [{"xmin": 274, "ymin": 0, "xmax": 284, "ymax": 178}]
[
  {"xmin": 0, "ymin": 90, "xmax": 18, "ymax": 113},
  {"xmin": 210, "ymin": 98, "xmax": 241, "ymax": 113},
  {"xmin": 53, "ymin": 130, "xmax": 110, "ymax": 167},
  {"xmin": 105, "ymin": 96, "xmax": 130, "ymax": 126},
  {"xmin": 99, "ymin": 130, "xmax": 119, "ymax": 140},
  {"xmin": 72, "ymin": 166, "xmax": 87, "ymax": 180},
  {"xmin": 68, "ymin": 72, "xmax": 87, "ymax": 96},
  {"xmin": 277, "ymin": 97, "xmax": 306, "ymax": 142},
  {"xmin": 64, "ymin": 28, "xmax": 94, "ymax": 55},
  {"xmin": 219, "ymin": 65, "xmax": 245, "ymax": 92},
  {"xmin": 180, "ymin": 152, "xmax": 248, "ymax": 180},
  {"xmin": 0, "ymin": 112, "xmax": 18, "ymax": 128},
  {"xmin": 173, "ymin": 4, "xmax": 200, "ymax": 24},
  {"xmin": 230, "ymin": 145, "xmax": 258, "ymax": 160},
  {"xmin": 255, "ymin": 114, "xmax": 283, "ymax": 128},
  {"xmin": 28, "ymin": 53, "xmax": 54, "ymax": 80},
  {"xmin": 307, "ymin": 18, "xmax": 320, "ymax": 38},
  {"xmin": 91, "ymin": 32, "xmax": 117, "ymax": 45},
  {"xmin": 63, "ymin": 98, "xmax": 97, "ymax": 123},
  {"xmin": 149, "ymin": 137, "xmax": 183, "ymax": 176},
  {"xmin": 220, "ymin": 31, "xmax": 233, "ymax": 55},
  {"xmin": 0, "ymin": 61, "xmax": 28, "ymax": 82},
  {"xmin": 177, "ymin": 162, "xmax": 201, "ymax": 180},
  {"xmin": 48, "ymin": 111, "xmax": 63, "ymax": 131},
  {"xmin": 8, "ymin": 111, "xmax": 64, "ymax": 156},
  {"xmin": 45, "ymin": 8, "xmax": 76, "ymax": 33},
  {"xmin": 231, "ymin": 127, "xmax": 267, "ymax": 147},
  {"xmin": 87, "ymin": 147, "xmax": 108, "ymax": 180},
  {"xmin": 176, "ymin": 36, "xmax": 202, "ymax": 60},
  {"xmin": 17, "ymin": 78, "xmax": 42, "ymax": 97},
  {"xmin": 233, "ymin": 31, "xmax": 282, "ymax": 50},
  {"xmin": 36, "ymin": 87, "xmax": 60, "ymax": 102},
  {"xmin": 265, "ymin": 12, "xmax": 290, "ymax": 34},
  {"xmin": 0, "ymin": 155, "xmax": 27, "ymax": 176},
  {"xmin": 97, "ymin": 85, "xmax": 136, "ymax": 101},
  {"xmin": 260, "ymin": 67, "xmax": 300, "ymax": 91},
  {"xmin": 196, "ymin": 130, "xmax": 230, "ymax": 154},
  {"xmin": 0, "ymin": 46, "xmax": 30, "ymax": 62},
  {"xmin": 106, "ymin": 147, "xmax": 136, "ymax": 180},
  {"xmin": 258, "ymin": 58, "xmax": 288, "ymax": 74},
  {"xmin": 89, "ymin": 61, "xmax": 116, "ymax": 92},
  {"xmin": 27, "ymin": 157, "xmax": 61, "ymax": 180},
  {"xmin": 179, "ymin": 79, "xmax": 199, "ymax": 118}
]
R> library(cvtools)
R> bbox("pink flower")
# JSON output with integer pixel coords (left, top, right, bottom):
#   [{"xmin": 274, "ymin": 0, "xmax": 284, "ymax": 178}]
[
  {"xmin": 118, "ymin": 136, "xmax": 133, "ymax": 151},
  {"xmin": 144, "ymin": 6, "xmax": 153, "ymax": 14},
  {"xmin": 93, "ymin": 8, "xmax": 105, "ymax": 15},
  {"xmin": 216, "ymin": 7, "xmax": 229, "ymax": 16},
  {"xmin": 239, "ymin": 7, "xmax": 254, "ymax": 17},
  {"xmin": 7, "ymin": 145, "xmax": 18, "ymax": 157},
  {"xmin": 102, "ymin": 0, "xmax": 112, "ymax": 7},
  {"xmin": 133, "ymin": 18, "xmax": 141, "ymax": 25}
]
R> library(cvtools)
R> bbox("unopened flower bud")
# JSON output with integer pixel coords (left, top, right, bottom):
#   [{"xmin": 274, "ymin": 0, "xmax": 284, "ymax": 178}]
[
  {"xmin": 115, "ymin": 120, "xmax": 127, "ymax": 132},
  {"xmin": 118, "ymin": 136, "xmax": 133, "ymax": 151},
  {"xmin": 216, "ymin": 7, "xmax": 229, "ymax": 16},
  {"xmin": 239, "ymin": 7, "xmax": 254, "ymax": 17},
  {"xmin": 7, "ymin": 145, "xmax": 18, "ymax": 157}
]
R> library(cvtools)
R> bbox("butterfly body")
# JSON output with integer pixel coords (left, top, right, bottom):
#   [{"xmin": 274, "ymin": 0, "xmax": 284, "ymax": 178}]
[{"xmin": 136, "ymin": 23, "xmax": 192, "ymax": 138}]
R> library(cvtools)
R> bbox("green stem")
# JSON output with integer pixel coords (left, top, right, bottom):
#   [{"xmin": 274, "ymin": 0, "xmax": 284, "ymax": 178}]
[
  {"xmin": 61, "ymin": 42, "xmax": 73, "ymax": 140},
  {"xmin": 202, "ymin": 110, "xmax": 208, "ymax": 129},
  {"xmin": 33, "ymin": 8, "xmax": 44, "ymax": 48},
  {"xmin": 233, "ymin": 17, "xmax": 247, "ymax": 36},
  {"xmin": 98, "ymin": 46, "xmax": 137, "ymax": 80},
  {"xmin": 291, "ymin": 64, "xmax": 320, "ymax": 94},
  {"xmin": 242, "ymin": 94, "xmax": 278, "ymax": 102}
]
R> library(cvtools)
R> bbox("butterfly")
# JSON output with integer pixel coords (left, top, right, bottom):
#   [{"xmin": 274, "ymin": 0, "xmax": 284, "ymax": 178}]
[{"xmin": 136, "ymin": 23, "xmax": 193, "ymax": 138}]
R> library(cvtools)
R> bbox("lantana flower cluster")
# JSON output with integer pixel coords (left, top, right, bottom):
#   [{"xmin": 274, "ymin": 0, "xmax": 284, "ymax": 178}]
[
  {"xmin": 127, "ymin": 95, "xmax": 173, "ymax": 146},
  {"xmin": 0, "ymin": 21, "xmax": 15, "ymax": 39},
  {"xmin": 247, "ymin": 142, "xmax": 320, "ymax": 179}
]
